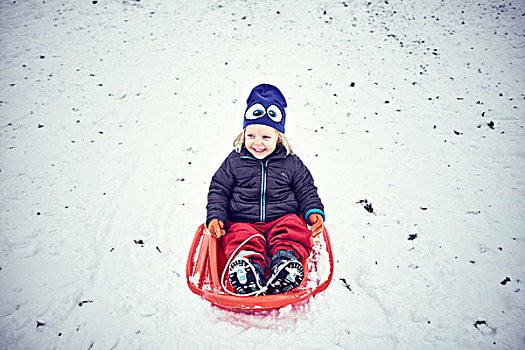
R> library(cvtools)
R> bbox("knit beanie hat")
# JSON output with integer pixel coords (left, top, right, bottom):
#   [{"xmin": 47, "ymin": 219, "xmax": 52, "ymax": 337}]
[{"xmin": 243, "ymin": 84, "xmax": 287, "ymax": 133}]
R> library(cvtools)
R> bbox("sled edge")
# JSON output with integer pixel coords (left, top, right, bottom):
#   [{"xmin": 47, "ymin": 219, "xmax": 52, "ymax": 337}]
[{"xmin": 186, "ymin": 224, "xmax": 209, "ymax": 296}]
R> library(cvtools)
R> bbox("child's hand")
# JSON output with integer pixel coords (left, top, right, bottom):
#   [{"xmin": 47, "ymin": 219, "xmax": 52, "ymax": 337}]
[
  {"xmin": 308, "ymin": 213, "xmax": 324, "ymax": 237},
  {"xmin": 208, "ymin": 219, "xmax": 225, "ymax": 238}
]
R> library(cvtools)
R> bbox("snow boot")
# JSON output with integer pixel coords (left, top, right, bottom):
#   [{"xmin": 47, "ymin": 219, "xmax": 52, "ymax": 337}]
[
  {"xmin": 266, "ymin": 250, "xmax": 304, "ymax": 295},
  {"xmin": 228, "ymin": 256, "xmax": 265, "ymax": 295}
]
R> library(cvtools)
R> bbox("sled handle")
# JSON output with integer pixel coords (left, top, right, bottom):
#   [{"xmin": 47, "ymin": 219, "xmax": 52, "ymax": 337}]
[
  {"xmin": 314, "ymin": 225, "xmax": 334, "ymax": 296},
  {"xmin": 186, "ymin": 224, "xmax": 209, "ymax": 296},
  {"xmin": 208, "ymin": 234, "xmax": 222, "ymax": 291}
]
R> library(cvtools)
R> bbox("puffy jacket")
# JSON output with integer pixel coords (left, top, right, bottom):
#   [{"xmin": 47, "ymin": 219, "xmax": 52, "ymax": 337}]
[{"xmin": 206, "ymin": 144, "xmax": 324, "ymax": 226}]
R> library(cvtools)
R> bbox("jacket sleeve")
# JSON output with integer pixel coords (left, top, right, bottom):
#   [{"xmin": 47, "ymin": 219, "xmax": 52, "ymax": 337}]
[
  {"xmin": 291, "ymin": 156, "xmax": 325, "ymax": 225},
  {"xmin": 206, "ymin": 153, "xmax": 236, "ymax": 227}
]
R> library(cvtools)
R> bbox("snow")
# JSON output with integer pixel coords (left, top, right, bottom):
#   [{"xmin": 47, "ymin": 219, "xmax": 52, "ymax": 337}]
[{"xmin": 1, "ymin": 0, "xmax": 524, "ymax": 348}]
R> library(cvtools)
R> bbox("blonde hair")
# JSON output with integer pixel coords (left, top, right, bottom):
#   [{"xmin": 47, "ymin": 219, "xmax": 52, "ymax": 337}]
[{"xmin": 233, "ymin": 128, "xmax": 294, "ymax": 155}]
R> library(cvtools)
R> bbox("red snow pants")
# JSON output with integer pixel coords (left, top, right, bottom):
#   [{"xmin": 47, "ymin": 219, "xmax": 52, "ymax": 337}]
[{"xmin": 221, "ymin": 213, "xmax": 313, "ymax": 271}]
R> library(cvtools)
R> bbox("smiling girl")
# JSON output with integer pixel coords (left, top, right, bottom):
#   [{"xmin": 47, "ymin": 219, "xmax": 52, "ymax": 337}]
[{"xmin": 206, "ymin": 84, "xmax": 325, "ymax": 295}]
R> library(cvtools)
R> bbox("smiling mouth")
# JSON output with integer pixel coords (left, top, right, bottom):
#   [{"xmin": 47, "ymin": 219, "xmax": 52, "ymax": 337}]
[{"xmin": 252, "ymin": 147, "xmax": 266, "ymax": 153}]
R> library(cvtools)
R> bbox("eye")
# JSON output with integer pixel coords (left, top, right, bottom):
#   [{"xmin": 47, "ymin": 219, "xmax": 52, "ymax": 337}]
[
  {"xmin": 266, "ymin": 105, "xmax": 283, "ymax": 123},
  {"xmin": 245, "ymin": 103, "xmax": 266, "ymax": 120}
]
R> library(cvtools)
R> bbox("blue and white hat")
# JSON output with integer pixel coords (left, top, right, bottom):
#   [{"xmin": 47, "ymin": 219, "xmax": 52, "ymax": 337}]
[{"xmin": 243, "ymin": 84, "xmax": 287, "ymax": 134}]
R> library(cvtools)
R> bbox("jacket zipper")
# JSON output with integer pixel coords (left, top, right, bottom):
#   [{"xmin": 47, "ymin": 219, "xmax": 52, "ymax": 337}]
[
  {"xmin": 260, "ymin": 160, "xmax": 269, "ymax": 222},
  {"xmin": 241, "ymin": 155, "xmax": 270, "ymax": 222}
]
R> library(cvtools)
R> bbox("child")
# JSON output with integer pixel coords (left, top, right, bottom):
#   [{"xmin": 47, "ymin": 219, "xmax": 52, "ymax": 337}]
[{"xmin": 206, "ymin": 83, "xmax": 325, "ymax": 296}]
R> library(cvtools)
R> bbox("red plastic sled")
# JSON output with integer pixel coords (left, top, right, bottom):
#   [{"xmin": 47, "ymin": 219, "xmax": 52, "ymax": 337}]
[{"xmin": 186, "ymin": 223, "xmax": 334, "ymax": 311}]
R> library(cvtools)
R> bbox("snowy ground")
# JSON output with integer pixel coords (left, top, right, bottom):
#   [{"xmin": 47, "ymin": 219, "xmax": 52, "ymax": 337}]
[{"xmin": 1, "ymin": 0, "xmax": 524, "ymax": 349}]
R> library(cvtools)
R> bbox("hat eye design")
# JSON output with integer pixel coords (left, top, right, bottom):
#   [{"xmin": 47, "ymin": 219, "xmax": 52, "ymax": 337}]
[
  {"xmin": 267, "ymin": 105, "xmax": 283, "ymax": 123},
  {"xmin": 245, "ymin": 103, "xmax": 266, "ymax": 120}
]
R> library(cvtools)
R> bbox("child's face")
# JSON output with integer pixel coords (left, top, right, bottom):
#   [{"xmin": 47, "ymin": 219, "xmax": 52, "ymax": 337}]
[{"xmin": 244, "ymin": 124, "xmax": 278, "ymax": 159}]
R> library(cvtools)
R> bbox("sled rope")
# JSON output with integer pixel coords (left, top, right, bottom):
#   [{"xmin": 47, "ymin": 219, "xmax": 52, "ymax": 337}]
[{"xmin": 221, "ymin": 233, "xmax": 268, "ymax": 297}]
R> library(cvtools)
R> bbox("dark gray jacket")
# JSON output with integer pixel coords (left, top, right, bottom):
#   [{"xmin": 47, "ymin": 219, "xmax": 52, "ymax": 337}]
[{"xmin": 206, "ymin": 144, "xmax": 324, "ymax": 226}]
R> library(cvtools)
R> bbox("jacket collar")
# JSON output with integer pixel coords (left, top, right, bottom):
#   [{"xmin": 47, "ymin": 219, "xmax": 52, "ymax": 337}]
[{"xmin": 240, "ymin": 143, "xmax": 287, "ymax": 161}]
